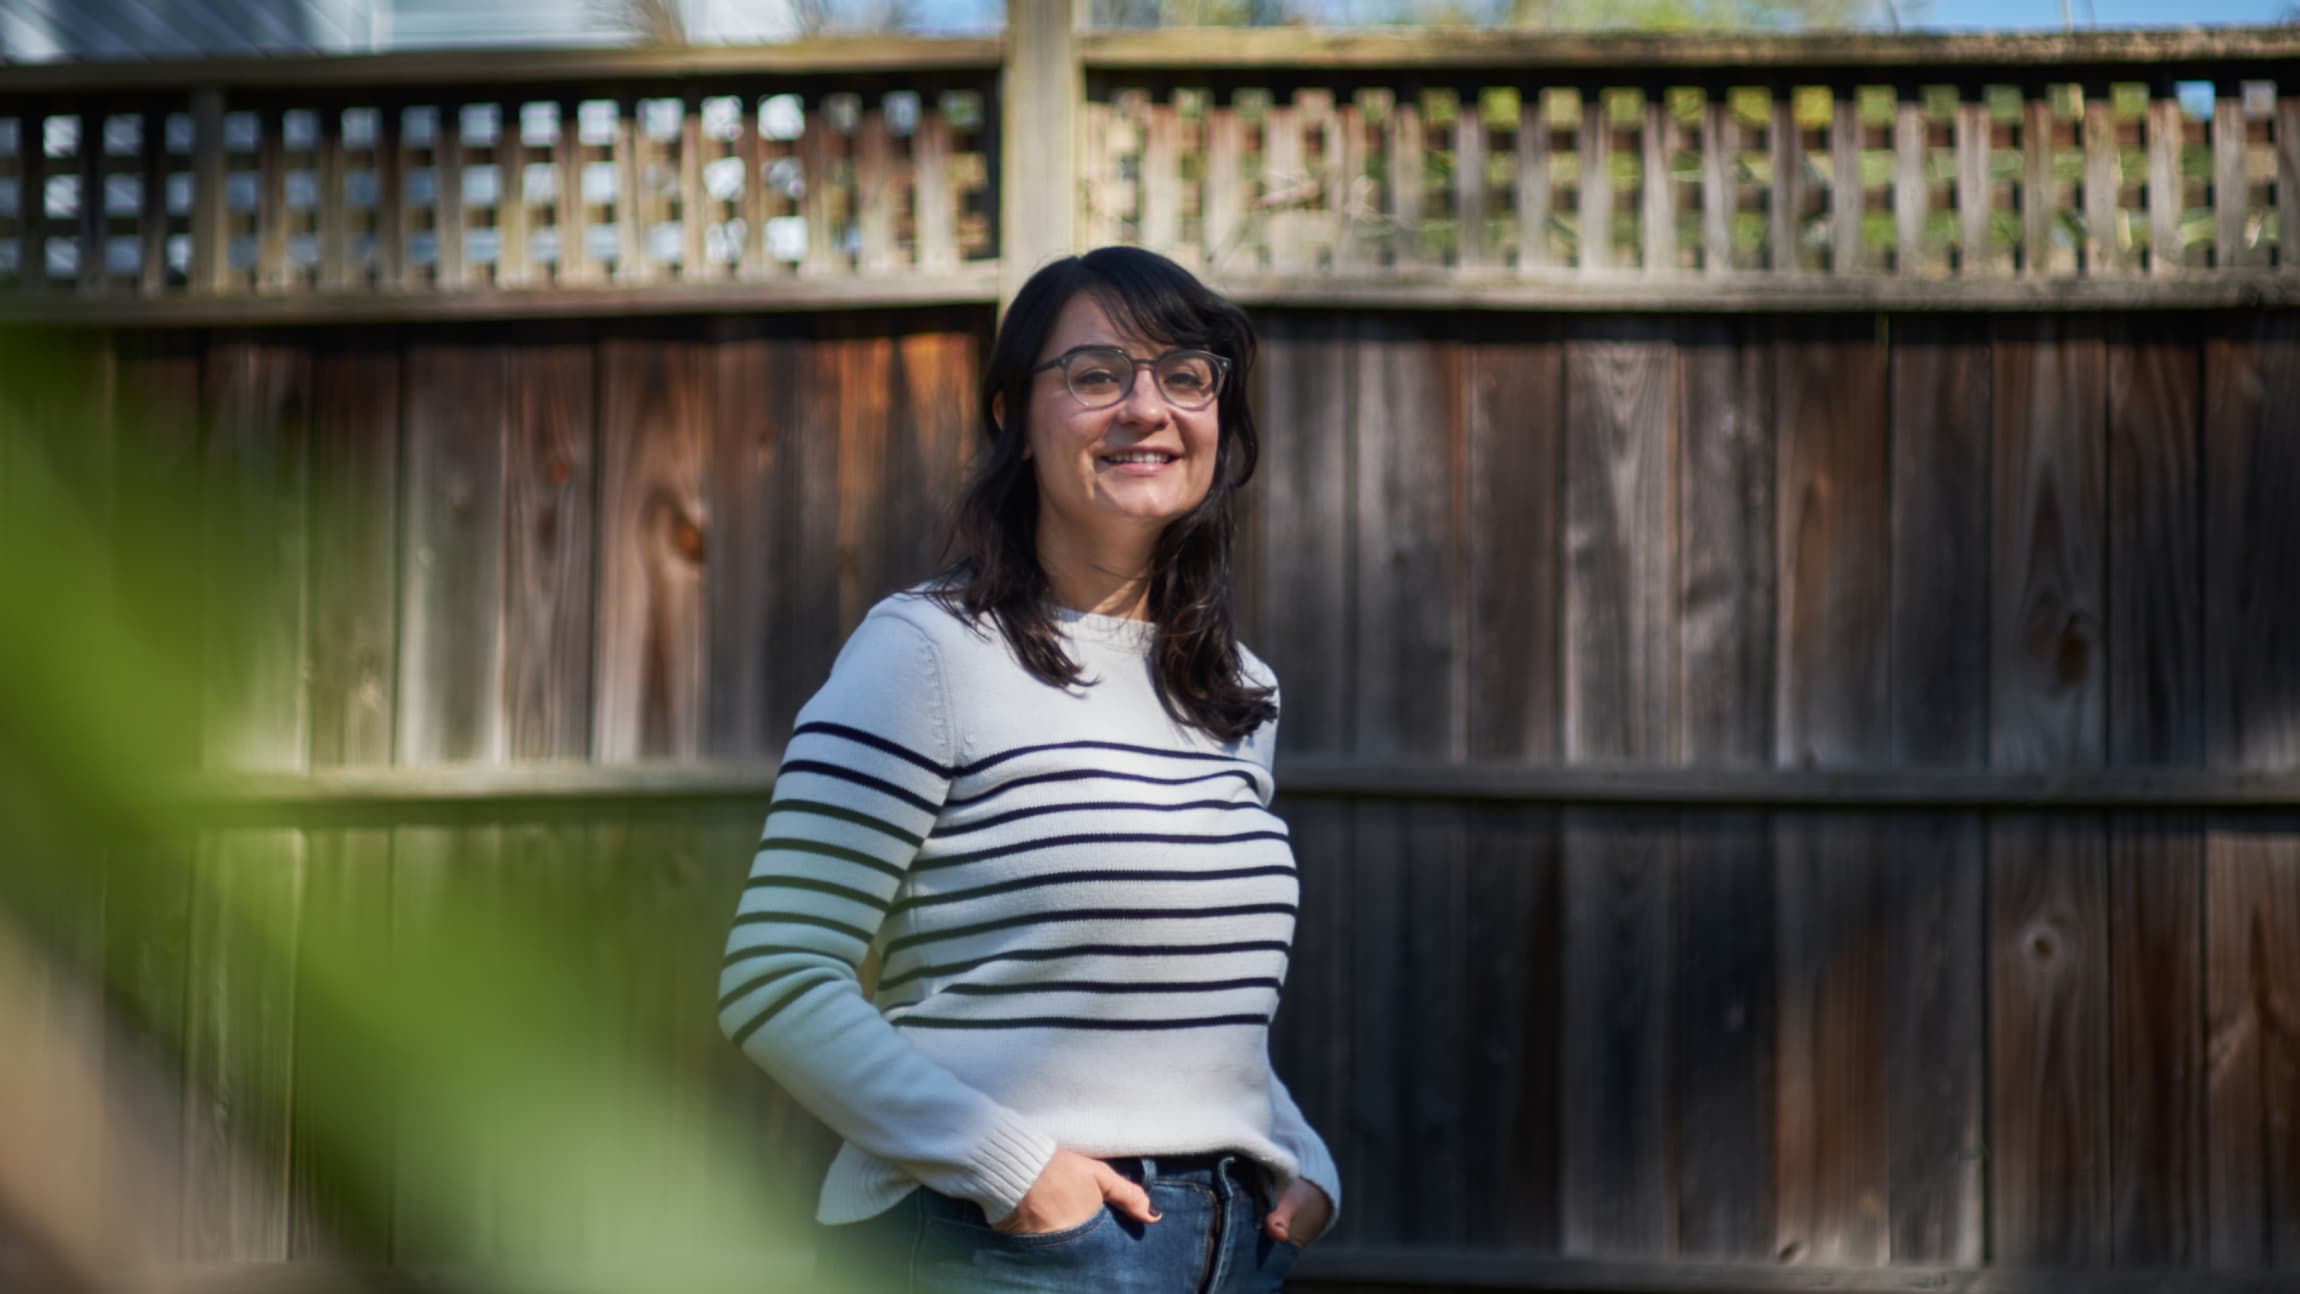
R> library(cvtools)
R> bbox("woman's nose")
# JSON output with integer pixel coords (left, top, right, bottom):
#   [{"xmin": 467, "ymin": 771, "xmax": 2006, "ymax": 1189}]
[{"xmin": 1117, "ymin": 369, "xmax": 1169, "ymax": 423}]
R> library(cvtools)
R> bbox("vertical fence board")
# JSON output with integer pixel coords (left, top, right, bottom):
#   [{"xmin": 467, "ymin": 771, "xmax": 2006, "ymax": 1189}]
[
  {"xmin": 1643, "ymin": 95, "xmax": 1674, "ymax": 275},
  {"xmin": 435, "ymin": 104, "xmax": 464, "ymax": 291},
  {"xmin": 139, "ymin": 108, "xmax": 170, "ymax": 296},
  {"xmin": 855, "ymin": 108, "xmax": 892, "ymax": 276},
  {"xmin": 2148, "ymin": 97, "xmax": 2181, "ymax": 275},
  {"xmin": 704, "ymin": 321, "xmax": 798, "ymax": 758},
  {"xmin": 1772, "ymin": 322, "xmax": 1891, "ymax": 1268},
  {"xmin": 2083, "ymin": 95, "xmax": 2120, "ymax": 274},
  {"xmin": 2024, "ymin": 97, "xmax": 2054, "ymax": 275},
  {"xmin": 1205, "ymin": 105, "xmax": 1242, "ymax": 271},
  {"xmin": 192, "ymin": 94, "xmax": 228, "ymax": 293},
  {"xmin": 2213, "ymin": 90, "xmax": 2246, "ymax": 270},
  {"xmin": 399, "ymin": 341, "xmax": 506, "ymax": 764},
  {"xmin": 305, "ymin": 335, "xmax": 400, "ymax": 770},
  {"xmin": 1703, "ymin": 95, "xmax": 1733, "ymax": 274},
  {"xmin": 914, "ymin": 109, "xmax": 958, "ymax": 273},
  {"xmin": 595, "ymin": 332, "xmax": 709, "ymax": 760},
  {"xmin": 1770, "ymin": 95, "xmax": 1799, "ymax": 273},
  {"xmin": 185, "ymin": 337, "xmax": 312, "ymax": 1262},
  {"xmin": 1563, "ymin": 325, "xmax": 1677, "ymax": 762},
  {"xmin": 499, "ymin": 104, "xmax": 529, "ymax": 288},
  {"xmin": 1832, "ymin": 97, "xmax": 1861, "ymax": 274},
  {"xmin": 1581, "ymin": 93, "xmax": 1611, "ymax": 274},
  {"xmin": 2103, "ymin": 327, "xmax": 2206, "ymax": 1267},
  {"xmin": 1456, "ymin": 101, "xmax": 1487, "ymax": 272},
  {"xmin": 257, "ymin": 108, "xmax": 287, "ymax": 292},
  {"xmin": 1352, "ymin": 321, "xmax": 1461, "ymax": 759},
  {"xmin": 1465, "ymin": 326, "xmax": 1561, "ymax": 762},
  {"xmin": 1990, "ymin": 316, "xmax": 2106, "ymax": 768},
  {"xmin": 1391, "ymin": 97, "xmax": 1424, "ymax": 272},
  {"xmin": 1561, "ymin": 808, "xmax": 1675, "ymax": 1258},
  {"xmin": 1560, "ymin": 322, "xmax": 1677, "ymax": 1258},
  {"xmin": 1259, "ymin": 313, "xmax": 1353, "ymax": 757},
  {"xmin": 1459, "ymin": 803, "xmax": 1562, "ymax": 1252},
  {"xmin": 1884, "ymin": 317, "xmax": 1990, "ymax": 1267},
  {"xmin": 1895, "ymin": 94, "xmax": 1925, "ymax": 274},
  {"xmin": 1672, "ymin": 319, "xmax": 1776, "ymax": 1262},
  {"xmin": 832, "ymin": 331, "xmax": 893, "ymax": 630},
  {"xmin": 2203, "ymin": 316, "xmax": 2300, "ymax": 1272},
  {"xmin": 1679, "ymin": 319, "xmax": 1773, "ymax": 767},
  {"xmin": 1957, "ymin": 98, "xmax": 1990, "ymax": 275},
  {"xmin": 1991, "ymin": 812, "xmax": 2113, "ymax": 1265},
  {"xmin": 1517, "ymin": 92, "xmax": 1552, "ymax": 274},
  {"xmin": 505, "ymin": 331, "xmax": 597, "ymax": 760}
]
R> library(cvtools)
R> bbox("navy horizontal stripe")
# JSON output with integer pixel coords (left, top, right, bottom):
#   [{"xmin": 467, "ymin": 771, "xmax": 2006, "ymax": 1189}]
[
  {"xmin": 944, "ymin": 765, "xmax": 1260, "ymax": 810},
  {"xmin": 876, "ymin": 939, "xmax": 1294, "ymax": 993},
  {"xmin": 754, "ymin": 836, "xmax": 908, "ymax": 882},
  {"xmin": 936, "ymin": 797, "xmax": 1270, "ymax": 838},
  {"xmin": 766, "ymin": 799, "xmax": 924, "ymax": 848},
  {"xmin": 958, "ymin": 738, "xmax": 1255, "ymax": 778},
  {"xmin": 776, "ymin": 760, "xmax": 940, "ymax": 815},
  {"xmin": 892, "ymin": 865, "xmax": 1295, "ymax": 916},
  {"xmin": 883, "ymin": 903, "xmax": 1298, "ymax": 958},
  {"xmin": 914, "ymin": 829, "xmax": 1292, "ymax": 874},
  {"xmin": 731, "ymin": 910, "xmax": 875, "ymax": 945},
  {"xmin": 937, "ymin": 976, "xmax": 1282, "ymax": 996},
  {"xmin": 728, "ymin": 970, "xmax": 841, "ymax": 1047},
  {"xmin": 743, "ymin": 874, "xmax": 892, "ymax": 912},
  {"xmin": 792, "ymin": 721, "xmax": 952, "ymax": 778},
  {"xmin": 892, "ymin": 1013, "xmax": 1272, "ymax": 1032},
  {"xmin": 718, "ymin": 962, "xmax": 826, "ymax": 1011},
  {"xmin": 722, "ymin": 943, "xmax": 861, "ymax": 970}
]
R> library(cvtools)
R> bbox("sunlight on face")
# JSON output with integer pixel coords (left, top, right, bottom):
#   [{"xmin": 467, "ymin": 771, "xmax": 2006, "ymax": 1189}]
[{"xmin": 1024, "ymin": 292, "xmax": 1222, "ymax": 551}]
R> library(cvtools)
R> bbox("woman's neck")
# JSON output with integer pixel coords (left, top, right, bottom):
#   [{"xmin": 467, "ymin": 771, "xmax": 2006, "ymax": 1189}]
[{"xmin": 1036, "ymin": 509, "xmax": 1157, "ymax": 622}]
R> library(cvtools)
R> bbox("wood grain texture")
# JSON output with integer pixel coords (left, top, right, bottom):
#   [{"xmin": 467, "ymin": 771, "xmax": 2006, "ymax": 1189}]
[
  {"xmin": 1563, "ymin": 323, "xmax": 1677, "ymax": 763},
  {"xmin": 595, "ymin": 330, "xmax": 710, "ymax": 760},
  {"xmin": 1889, "ymin": 319, "xmax": 1991, "ymax": 768},
  {"xmin": 1883, "ymin": 809, "xmax": 1984, "ymax": 1265},
  {"xmin": 1773, "ymin": 320, "xmax": 1888, "ymax": 767},
  {"xmin": 2203, "ymin": 817, "xmax": 2300, "ymax": 1273},
  {"xmin": 1674, "ymin": 808, "xmax": 1774, "ymax": 1260},
  {"xmin": 1678, "ymin": 319, "xmax": 1773, "ymax": 768},
  {"xmin": 1258, "ymin": 311, "xmax": 1354, "ymax": 757},
  {"xmin": 503, "ymin": 330, "xmax": 597, "ymax": 760},
  {"xmin": 1464, "ymin": 324, "xmax": 1562, "ymax": 761},
  {"xmin": 833, "ymin": 329, "xmax": 895, "ymax": 634},
  {"xmin": 1990, "ymin": 315, "xmax": 2106, "ymax": 770},
  {"xmin": 1561, "ymin": 808, "xmax": 1676, "ymax": 1257},
  {"xmin": 305, "ymin": 335, "xmax": 399, "ymax": 771},
  {"xmin": 1345, "ymin": 801, "xmax": 1409, "ymax": 1244},
  {"xmin": 2109, "ymin": 812, "xmax": 2206, "ymax": 1267},
  {"xmin": 2202, "ymin": 316, "xmax": 2300, "ymax": 771},
  {"xmin": 1457, "ymin": 802, "xmax": 1562, "ymax": 1252},
  {"xmin": 1990, "ymin": 812, "xmax": 2112, "ymax": 1265},
  {"xmin": 2107, "ymin": 328, "xmax": 2202, "ymax": 768},
  {"xmin": 1773, "ymin": 809, "xmax": 1889, "ymax": 1269},
  {"xmin": 398, "ymin": 341, "xmax": 507, "ymax": 765},
  {"xmin": 703, "ymin": 321, "xmax": 799, "ymax": 759},
  {"xmin": 1352, "ymin": 319, "xmax": 1463, "ymax": 759}
]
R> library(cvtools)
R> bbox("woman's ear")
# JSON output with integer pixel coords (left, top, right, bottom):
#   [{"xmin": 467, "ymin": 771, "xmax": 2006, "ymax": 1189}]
[{"xmin": 993, "ymin": 392, "xmax": 1029, "ymax": 460}]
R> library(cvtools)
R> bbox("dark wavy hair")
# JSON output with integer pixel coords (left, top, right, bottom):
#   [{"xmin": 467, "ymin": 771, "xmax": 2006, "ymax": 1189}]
[{"xmin": 931, "ymin": 246, "xmax": 1276, "ymax": 744}]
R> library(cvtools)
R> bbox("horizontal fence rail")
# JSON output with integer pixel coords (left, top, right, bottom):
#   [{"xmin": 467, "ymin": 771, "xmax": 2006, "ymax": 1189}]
[
  {"xmin": 0, "ymin": 44, "xmax": 1001, "ymax": 320},
  {"xmin": 1077, "ymin": 28, "xmax": 2300, "ymax": 308}
]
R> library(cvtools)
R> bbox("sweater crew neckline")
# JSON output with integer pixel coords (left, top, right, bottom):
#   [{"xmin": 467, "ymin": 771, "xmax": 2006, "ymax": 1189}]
[{"xmin": 1049, "ymin": 602, "xmax": 1158, "ymax": 653}]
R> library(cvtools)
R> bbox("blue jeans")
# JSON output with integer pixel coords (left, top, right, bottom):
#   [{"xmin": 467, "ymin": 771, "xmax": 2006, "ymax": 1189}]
[{"xmin": 814, "ymin": 1153, "xmax": 1303, "ymax": 1293}]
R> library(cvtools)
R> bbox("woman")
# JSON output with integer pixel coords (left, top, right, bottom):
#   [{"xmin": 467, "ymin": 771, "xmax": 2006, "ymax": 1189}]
[{"xmin": 717, "ymin": 246, "xmax": 1338, "ymax": 1293}]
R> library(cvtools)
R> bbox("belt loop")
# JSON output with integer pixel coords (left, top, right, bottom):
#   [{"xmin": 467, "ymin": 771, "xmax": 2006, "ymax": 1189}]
[{"xmin": 1137, "ymin": 1154, "xmax": 1158, "ymax": 1182}]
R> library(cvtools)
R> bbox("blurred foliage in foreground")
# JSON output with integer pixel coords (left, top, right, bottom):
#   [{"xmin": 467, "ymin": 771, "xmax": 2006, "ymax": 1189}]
[{"xmin": 0, "ymin": 331, "xmax": 842, "ymax": 1294}]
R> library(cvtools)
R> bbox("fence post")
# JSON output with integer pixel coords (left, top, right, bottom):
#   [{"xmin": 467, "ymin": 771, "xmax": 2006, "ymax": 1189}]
[{"xmin": 1000, "ymin": 0, "xmax": 1085, "ymax": 309}]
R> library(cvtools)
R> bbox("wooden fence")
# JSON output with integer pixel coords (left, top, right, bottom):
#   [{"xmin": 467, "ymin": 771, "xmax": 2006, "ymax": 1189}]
[{"xmin": 2, "ymin": 23, "xmax": 2299, "ymax": 1294}]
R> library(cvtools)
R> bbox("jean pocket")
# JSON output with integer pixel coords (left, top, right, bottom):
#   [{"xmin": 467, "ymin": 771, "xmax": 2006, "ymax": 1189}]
[{"xmin": 922, "ymin": 1192, "xmax": 1116, "ymax": 1251}]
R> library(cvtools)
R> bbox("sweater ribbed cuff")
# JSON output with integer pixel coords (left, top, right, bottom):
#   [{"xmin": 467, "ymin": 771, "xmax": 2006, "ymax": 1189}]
[
  {"xmin": 1282, "ymin": 1136, "xmax": 1343, "ymax": 1226},
  {"xmin": 957, "ymin": 1111, "xmax": 1060, "ymax": 1222}
]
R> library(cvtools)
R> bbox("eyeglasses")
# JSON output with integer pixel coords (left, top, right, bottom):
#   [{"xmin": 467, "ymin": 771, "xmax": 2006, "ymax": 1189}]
[{"xmin": 1030, "ymin": 345, "xmax": 1230, "ymax": 411}]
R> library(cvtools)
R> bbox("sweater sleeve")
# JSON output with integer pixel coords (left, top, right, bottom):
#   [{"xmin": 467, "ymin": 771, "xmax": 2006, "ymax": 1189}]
[
  {"xmin": 1268, "ymin": 1067, "xmax": 1343, "ymax": 1224},
  {"xmin": 716, "ymin": 602, "xmax": 1058, "ymax": 1220}
]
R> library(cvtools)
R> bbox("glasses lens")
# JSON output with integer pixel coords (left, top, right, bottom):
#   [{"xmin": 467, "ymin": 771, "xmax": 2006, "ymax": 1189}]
[
  {"xmin": 1154, "ymin": 352, "xmax": 1221, "ymax": 408},
  {"xmin": 1065, "ymin": 347, "xmax": 1132, "ymax": 407}
]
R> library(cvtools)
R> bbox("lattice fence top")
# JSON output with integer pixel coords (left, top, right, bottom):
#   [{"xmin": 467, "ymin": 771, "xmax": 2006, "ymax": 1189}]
[{"xmin": 3, "ymin": 30, "xmax": 2297, "ymax": 318}]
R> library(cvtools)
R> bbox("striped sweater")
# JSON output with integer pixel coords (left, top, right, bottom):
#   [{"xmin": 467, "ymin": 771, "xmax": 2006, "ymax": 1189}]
[{"xmin": 716, "ymin": 589, "xmax": 1340, "ymax": 1227}]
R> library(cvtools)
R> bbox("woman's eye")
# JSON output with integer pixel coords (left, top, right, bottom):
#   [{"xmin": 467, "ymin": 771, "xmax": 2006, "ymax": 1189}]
[{"xmin": 1076, "ymin": 368, "xmax": 1121, "ymax": 387}]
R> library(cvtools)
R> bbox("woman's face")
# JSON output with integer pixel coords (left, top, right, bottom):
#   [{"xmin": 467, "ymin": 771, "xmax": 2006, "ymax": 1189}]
[{"xmin": 1019, "ymin": 292, "xmax": 1222, "ymax": 549}]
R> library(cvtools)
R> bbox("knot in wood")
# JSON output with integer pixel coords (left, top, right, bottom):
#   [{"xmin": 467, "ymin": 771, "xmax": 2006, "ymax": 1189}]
[{"xmin": 545, "ymin": 454, "xmax": 573, "ymax": 486}]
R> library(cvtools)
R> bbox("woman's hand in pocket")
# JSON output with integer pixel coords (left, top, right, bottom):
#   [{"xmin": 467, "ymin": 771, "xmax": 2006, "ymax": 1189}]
[
  {"xmin": 1263, "ymin": 1178, "xmax": 1332, "ymax": 1250},
  {"xmin": 992, "ymin": 1149, "xmax": 1160, "ymax": 1236}
]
